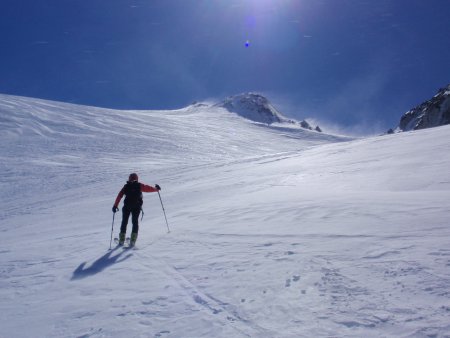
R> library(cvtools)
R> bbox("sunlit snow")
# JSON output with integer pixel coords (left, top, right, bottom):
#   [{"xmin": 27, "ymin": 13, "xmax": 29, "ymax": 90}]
[{"xmin": 1, "ymin": 94, "xmax": 450, "ymax": 337}]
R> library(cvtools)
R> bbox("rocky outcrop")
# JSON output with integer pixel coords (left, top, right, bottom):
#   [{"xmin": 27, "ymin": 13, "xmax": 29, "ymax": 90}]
[{"xmin": 396, "ymin": 84, "xmax": 450, "ymax": 132}]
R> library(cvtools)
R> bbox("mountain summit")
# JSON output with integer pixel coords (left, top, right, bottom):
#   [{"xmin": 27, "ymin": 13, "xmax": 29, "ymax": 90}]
[
  {"xmin": 216, "ymin": 93, "xmax": 322, "ymax": 132},
  {"xmin": 390, "ymin": 84, "xmax": 450, "ymax": 133}
]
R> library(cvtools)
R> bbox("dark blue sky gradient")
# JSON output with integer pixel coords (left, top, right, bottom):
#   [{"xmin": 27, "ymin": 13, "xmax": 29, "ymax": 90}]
[{"xmin": 1, "ymin": 0, "xmax": 449, "ymax": 133}]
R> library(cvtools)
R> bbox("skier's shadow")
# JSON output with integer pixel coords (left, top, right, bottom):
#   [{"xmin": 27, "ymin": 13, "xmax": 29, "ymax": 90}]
[{"xmin": 71, "ymin": 247, "xmax": 132, "ymax": 280}]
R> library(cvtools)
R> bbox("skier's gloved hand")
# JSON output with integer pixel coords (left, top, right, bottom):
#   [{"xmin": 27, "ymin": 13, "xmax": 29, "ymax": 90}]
[
  {"xmin": 155, "ymin": 184, "xmax": 161, "ymax": 191},
  {"xmin": 112, "ymin": 206, "xmax": 119, "ymax": 213}
]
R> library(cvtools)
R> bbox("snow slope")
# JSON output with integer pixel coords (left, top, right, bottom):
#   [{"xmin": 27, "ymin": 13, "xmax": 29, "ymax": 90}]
[{"xmin": 1, "ymin": 94, "xmax": 450, "ymax": 338}]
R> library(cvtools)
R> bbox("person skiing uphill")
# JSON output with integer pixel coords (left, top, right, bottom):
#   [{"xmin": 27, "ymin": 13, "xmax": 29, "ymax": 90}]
[{"xmin": 112, "ymin": 173, "xmax": 161, "ymax": 246}]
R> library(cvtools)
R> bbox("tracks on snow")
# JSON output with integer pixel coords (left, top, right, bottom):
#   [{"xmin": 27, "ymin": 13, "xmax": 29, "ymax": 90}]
[{"xmin": 135, "ymin": 247, "xmax": 276, "ymax": 338}]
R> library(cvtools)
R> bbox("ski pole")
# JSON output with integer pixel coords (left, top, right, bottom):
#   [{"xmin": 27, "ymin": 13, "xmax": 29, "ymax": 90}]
[
  {"xmin": 109, "ymin": 212, "xmax": 115, "ymax": 250},
  {"xmin": 157, "ymin": 191, "xmax": 171, "ymax": 233}
]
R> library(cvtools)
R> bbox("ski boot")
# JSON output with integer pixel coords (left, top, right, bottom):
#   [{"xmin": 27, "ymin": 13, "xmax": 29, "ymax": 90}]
[
  {"xmin": 118, "ymin": 232, "xmax": 126, "ymax": 246},
  {"xmin": 130, "ymin": 232, "xmax": 138, "ymax": 247}
]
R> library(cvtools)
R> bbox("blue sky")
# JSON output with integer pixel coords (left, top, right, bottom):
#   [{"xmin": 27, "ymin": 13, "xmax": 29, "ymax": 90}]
[{"xmin": 1, "ymin": 0, "xmax": 449, "ymax": 134}]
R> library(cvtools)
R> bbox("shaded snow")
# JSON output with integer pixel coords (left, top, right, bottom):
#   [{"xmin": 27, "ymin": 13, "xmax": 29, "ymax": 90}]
[{"xmin": 1, "ymin": 94, "xmax": 450, "ymax": 337}]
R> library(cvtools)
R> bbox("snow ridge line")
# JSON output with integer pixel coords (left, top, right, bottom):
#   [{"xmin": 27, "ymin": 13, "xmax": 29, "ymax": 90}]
[{"xmin": 136, "ymin": 251, "xmax": 275, "ymax": 338}]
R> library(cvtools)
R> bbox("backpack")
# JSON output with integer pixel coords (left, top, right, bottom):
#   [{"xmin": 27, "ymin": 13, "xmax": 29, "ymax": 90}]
[{"xmin": 123, "ymin": 181, "xmax": 143, "ymax": 209}]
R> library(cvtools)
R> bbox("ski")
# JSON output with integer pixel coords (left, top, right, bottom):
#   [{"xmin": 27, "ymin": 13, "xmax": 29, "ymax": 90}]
[{"xmin": 113, "ymin": 237, "xmax": 136, "ymax": 249}]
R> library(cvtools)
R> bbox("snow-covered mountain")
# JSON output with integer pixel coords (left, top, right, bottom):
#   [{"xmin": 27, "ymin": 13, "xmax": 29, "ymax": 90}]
[
  {"xmin": 390, "ymin": 84, "xmax": 450, "ymax": 133},
  {"xmin": 0, "ymin": 93, "xmax": 347, "ymax": 221},
  {"xmin": 217, "ymin": 92, "xmax": 322, "ymax": 131},
  {"xmin": 1, "ymin": 94, "xmax": 450, "ymax": 337}
]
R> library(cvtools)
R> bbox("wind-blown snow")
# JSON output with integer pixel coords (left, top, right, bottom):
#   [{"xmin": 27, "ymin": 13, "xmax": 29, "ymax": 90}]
[
  {"xmin": 216, "ymin": 92, "xmax": 320, "ymax": 131},
  {"xmin": 1, "ymin": 94, "xmax": 450, "ymax": 337}
]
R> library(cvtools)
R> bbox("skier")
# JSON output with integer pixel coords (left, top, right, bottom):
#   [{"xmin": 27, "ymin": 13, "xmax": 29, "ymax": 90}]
[{"xmin": 112, "ymin": 173, "xmax": 161, "ymax": 246}]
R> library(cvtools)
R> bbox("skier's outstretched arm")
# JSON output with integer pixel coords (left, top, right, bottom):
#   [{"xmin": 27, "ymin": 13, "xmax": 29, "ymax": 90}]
[{"xmin": 140, "ymin": 183, "xmax": 160, "ymax": 193}]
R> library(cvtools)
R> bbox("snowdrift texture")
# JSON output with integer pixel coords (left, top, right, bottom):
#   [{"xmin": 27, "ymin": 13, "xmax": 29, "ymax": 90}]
[
  {"xmin": 1, "ymin": 93, "xmax": 450, "ymax": 338},
  {"xmin": 394, "ymin": 84, "xmax": 450, "ymax": 132}
]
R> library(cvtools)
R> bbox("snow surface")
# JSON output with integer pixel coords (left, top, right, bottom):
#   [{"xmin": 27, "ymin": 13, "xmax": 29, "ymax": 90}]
[{"xmin": 1, "ymin": 94, "xmax": 450, "ymax": 337}]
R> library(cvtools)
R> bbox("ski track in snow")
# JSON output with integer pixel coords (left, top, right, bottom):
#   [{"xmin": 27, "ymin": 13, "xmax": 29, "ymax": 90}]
[
  {"xmin": 1, "ymin": 94, "xmax": 450, "ymax": 337},
  {"xmin": 150, "ymin": 231, "xmax": 450, "ymax": 337}
]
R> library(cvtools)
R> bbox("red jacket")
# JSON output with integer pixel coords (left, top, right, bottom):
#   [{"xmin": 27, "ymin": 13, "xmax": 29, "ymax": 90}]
[{"xmin": 114, "ymin": 182, "xmax": 158, "ymax": 208}]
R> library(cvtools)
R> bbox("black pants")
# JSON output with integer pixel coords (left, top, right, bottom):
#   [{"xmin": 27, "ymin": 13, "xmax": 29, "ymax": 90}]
[{"xmin": 120, "ymin": 206, "xmax": 141, "ymax": 234}]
